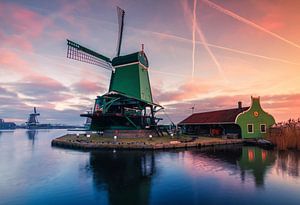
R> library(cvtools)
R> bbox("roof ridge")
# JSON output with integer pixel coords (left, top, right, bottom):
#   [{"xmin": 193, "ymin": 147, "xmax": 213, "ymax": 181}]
[{"xmin": 191, "ymin": 106, "xmax": 250, "ymax": 115}]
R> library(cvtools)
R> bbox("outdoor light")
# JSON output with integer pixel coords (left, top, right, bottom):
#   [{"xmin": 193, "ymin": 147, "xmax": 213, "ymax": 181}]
[
  {"xmin": 114, "ymin": 136, "xmax": 117, "ymax": 140},
  {"xmin": 76, "ymin": 133, "xmax": 79, "ymax": 137},
  {"xmin": 87, "ymin": 134, "xmax": 90, "ymax": 138}
]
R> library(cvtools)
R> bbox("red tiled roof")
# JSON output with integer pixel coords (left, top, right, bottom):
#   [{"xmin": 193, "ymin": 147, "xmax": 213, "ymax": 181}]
[{"xmin": 179, "ymin": 107, "xmax": 249, "ymax": 125}]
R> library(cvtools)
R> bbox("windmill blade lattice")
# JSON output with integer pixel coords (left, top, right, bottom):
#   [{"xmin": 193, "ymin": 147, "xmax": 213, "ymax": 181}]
[{"xmin": 67, "ymin": 40, "xmax": 113, "ymax": 71}]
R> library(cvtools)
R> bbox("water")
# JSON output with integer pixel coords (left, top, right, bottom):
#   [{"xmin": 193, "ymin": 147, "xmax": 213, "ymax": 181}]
[{"xmin": 0, "ymin": 129, "xmax": 300, "ymax": 205}]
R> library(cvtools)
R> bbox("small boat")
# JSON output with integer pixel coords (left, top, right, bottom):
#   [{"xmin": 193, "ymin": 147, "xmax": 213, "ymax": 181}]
[
  {"xmin": 257, "ymin": 139, "xmax": 275, "ymax": 149},
  {"xmin": 243, "ymin": 139, "xmax": 275, "ymax": 149}
]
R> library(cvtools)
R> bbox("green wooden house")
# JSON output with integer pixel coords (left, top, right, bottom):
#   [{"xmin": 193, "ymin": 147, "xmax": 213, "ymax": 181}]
[
  {"xmin": 235, "ymin": 96, "xmax": 275, "ymax": 139},
  {"xmin": 179, "ymin": 96, "xmax": 275, "ymax": 139}
]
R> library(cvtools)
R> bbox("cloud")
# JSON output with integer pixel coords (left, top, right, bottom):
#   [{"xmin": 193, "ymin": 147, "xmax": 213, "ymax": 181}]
[
  {"xmin": 0, "ymin": 50, "xmax": 34, "ymax": 76},
  {"xmin": 0, "ymin": 32, "xmax": 33, "ymax": 52},
  {"xmin": 0, "ymin": 74, "xmax": 73, "ymax": 112},
  {"xmin": 0, "ymin": 2, "xmax": 51, "ymax": 38},
  {"xmin": 154, "ymin": 78, "xmax": 214, "ymax": 103},
  {"xmin": 10, "ymin": 75, "xmax": 68, "ymax": 99},
  {"xmin": 0, "ymin": 76, "xmax": 91, "ymax": 124},
  {"xmin": 71, "ymin": 79, "xmax": 106, "ymax": 95}
]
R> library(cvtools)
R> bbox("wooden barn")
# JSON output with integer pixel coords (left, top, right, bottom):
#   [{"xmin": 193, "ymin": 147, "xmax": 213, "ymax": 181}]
[
  {"xmin": 178, "ymin": 102, "xmax": 248, "ymax": 138},
  {"xmin": 178, "ymin": 97, "xmax": 275, "ymax": 139}
]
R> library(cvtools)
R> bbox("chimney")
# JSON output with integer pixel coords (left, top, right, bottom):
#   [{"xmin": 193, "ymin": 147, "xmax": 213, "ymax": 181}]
[{"xmin": 238, "ymin": 101, "xmax": 242, "ymax": 109}]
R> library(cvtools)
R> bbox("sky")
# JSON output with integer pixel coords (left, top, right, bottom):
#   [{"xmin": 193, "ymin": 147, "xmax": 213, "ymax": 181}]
[{"xmin": 1, "ymin": 0, "xmax": 300, "ymax": 125}]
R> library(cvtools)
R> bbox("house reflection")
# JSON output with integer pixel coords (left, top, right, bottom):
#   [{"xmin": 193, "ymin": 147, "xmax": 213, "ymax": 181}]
[
  {"xmin": 190, "ymin": 145, "xmax": 276, "ymax": 187},
  {"xmin": 26, "ymin": 129, "xmax": 38, "ymax": 145},
  {"xmin": 88, "ymin": 150, "xmax": 156, "ymax": 205},
  {"xmin": 238, "ymin": 147, "xmax": 276, "ymax": 187}
]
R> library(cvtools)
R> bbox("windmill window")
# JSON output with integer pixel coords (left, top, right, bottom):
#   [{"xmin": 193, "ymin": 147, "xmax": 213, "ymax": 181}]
[
  {"xmin": 247, "ymin": 124, "xmax": 254, "ymax": 133},
  {"xmin": 260, "ymin": 124, "xmax": 266, "ymax": 133}
]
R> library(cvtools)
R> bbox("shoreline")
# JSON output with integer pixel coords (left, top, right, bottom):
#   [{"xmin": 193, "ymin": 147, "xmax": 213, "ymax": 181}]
[{"xmin": 51, "ymin": 134, "xmax": 243, "ymax": 150}]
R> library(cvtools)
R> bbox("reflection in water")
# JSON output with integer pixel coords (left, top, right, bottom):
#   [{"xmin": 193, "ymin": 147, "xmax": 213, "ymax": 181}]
[
  {"xmin": 88, "ymin": 150, "xmax": 155, "ymax": 205},
  {"xmin": 188, "ymin": 146, "xmax": 276, "ymax": 187},
  {"xmin": 238, "ymin": 147, "xmax": 275, "ymax": 187},
  {"xmin": 26, "ymin": 129, "xmax": 38, "ymax": 145},
  {"xmin": 2, "ymin": 130, "xmax": 300, "ymax": 205},
  {"xmin": 83, "ymin": 145, "xmax": 300, "ymax": 205},
  {"xmin": 276, "ymin": 150, "xmax": 300, "ymax": 177}
]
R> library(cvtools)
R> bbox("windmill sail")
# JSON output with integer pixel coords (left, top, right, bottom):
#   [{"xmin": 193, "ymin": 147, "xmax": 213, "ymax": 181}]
[
  {"xmin": 67, "ymin": 39, "xmax": 113, "ymax": 70},
  {"xmin": 116, "ymin": 7, "xmax": 125, "ymax": 57}
]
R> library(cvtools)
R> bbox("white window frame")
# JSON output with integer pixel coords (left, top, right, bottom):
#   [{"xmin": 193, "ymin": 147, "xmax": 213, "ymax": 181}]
[
  {"xmin": 260, "ymin": 124, "xmax": 266, "ymax": 133},
  {"xmin": 247, "ymin": 124, "xmax": 254, "ymax": 133}
]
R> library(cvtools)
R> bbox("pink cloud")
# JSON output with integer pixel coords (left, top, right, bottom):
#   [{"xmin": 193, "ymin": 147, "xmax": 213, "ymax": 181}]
[
  {"xmin": 72, "ymin": 79, "xmax": 106, "ymax": 95},
  {"xmin": 154, "ymin": 78, "xmax": 216, "ymax": 103},
  {"xmin": 21, "ymin": 74, "xmax": 68, "ymax": 91},
  {"xmin": 0, "ymin": 30, "xmax": 33, "ymax": 52},
  {"xmin": 0, "ymin": 2, "xmax": 51, "ymax": 38},
  {"xmin": 0, "ymin": 50, "xmax": 34, "ymax": 75}
]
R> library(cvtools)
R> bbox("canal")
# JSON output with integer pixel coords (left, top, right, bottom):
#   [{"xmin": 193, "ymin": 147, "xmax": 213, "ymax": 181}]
[{"xmin": 0, "ymin": 129, "xmax": 300, "ymax": 205}]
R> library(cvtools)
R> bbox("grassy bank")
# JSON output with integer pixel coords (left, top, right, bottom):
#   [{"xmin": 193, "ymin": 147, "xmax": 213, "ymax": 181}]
[
  {"xmin": 267, "ymin": 119, "xmax": 300, "ymax": 150},
  {"xmin": 52, "ymin": 134, "xmax": 243, "ymax": 150}
]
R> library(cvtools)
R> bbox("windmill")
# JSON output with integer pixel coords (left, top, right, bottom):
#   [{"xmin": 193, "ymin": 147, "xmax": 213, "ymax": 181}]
[
  {"xmin": 66, "ymin": 7, "xmax": 163, "ymax": 133},
  {"xmin": 26, "ymin": 107, "xmax": 40, "ymax": 129}
]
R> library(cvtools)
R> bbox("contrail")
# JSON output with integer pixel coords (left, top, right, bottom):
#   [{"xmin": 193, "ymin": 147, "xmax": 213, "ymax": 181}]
[
  {"xmin": 187, "ymin": 0, "xmax": 226, "ymax": 79},
  {"xmin": 141, "ymin": 30, "xmax": 300, "ymax": 66},
  {"xmin": 195, "ymin": 20, "xmax": 226, "ymax": 77},
  {"xmin": 26, "ymin": 3, "xmax": 300, "ymax": 65},
  {"xmin": 202, "ymin": 0, "xmax": 300, "ymax": 49},
  {"xmin": 192, "ymin": 0, "xmax": 197, "ymax": 78}
]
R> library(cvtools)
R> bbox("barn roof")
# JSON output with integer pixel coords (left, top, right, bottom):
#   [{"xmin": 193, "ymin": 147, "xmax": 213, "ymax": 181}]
[{"xmin": 179, "ymin": 107, "xmax": 249, "ymax": 125}]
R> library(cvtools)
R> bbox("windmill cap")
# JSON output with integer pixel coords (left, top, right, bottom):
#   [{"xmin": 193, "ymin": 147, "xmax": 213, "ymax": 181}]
[{"xmin": 112, "ymin": 51, "xmax": 149, "ymax": 67}]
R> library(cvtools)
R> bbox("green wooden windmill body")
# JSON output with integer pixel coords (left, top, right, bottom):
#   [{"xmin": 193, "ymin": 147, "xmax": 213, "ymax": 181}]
[
  {"xmin": 109, "ymin": 52, "xmax": 153, "ymax": 103},
  {"xmin": 66, "ymin": 7, "xmax": 163, "ymax": 132}
]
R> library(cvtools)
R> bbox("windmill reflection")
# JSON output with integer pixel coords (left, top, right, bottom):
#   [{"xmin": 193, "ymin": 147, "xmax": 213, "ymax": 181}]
[
  {"xmin": 88, "ymin": 150, "xmax": 156, "ymax": 205},
  {"xmin": 26, "ymin": 129, "xmax": 38, "ymax": 145}
]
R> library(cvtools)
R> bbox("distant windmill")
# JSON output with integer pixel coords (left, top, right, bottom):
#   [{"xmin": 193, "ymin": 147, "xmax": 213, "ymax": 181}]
[
  {"xmin": 26, "ymin": 107, "xmax": 40, "ymax": 129},
  {"xmin": 66, "ymin": 7, "xmax": 163, "ymax": 132}
]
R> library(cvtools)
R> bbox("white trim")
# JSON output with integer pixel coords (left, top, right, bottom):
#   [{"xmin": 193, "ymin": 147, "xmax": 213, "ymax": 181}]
[
  {"xmin": 114, "ymin": 61, "xmax": 139, "ymax": 68},
  {"xmin": 260, "ymin": 124, "xmax": 266, "ymax": 133},
  {"xmin": 235, "ymin": 107, "xmax": 251, "ymax": 123},
  {"xmin": 114, "ymin": 61, "xmax": 148, "ymax": 70},
  {"xmin": 247, "ymin": 124, "xmax": 254, "ymax": 133}
]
